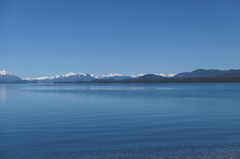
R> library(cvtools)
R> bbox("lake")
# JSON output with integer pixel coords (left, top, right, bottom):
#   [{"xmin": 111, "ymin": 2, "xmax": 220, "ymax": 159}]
[{"xmin": 0, "ymin": 83, "xmax": 240, "ymax": 159}]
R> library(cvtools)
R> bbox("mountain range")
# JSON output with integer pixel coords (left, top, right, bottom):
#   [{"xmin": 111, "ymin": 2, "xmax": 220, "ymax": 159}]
[
  {"xmin": 0, "ymin": 69, "xmax": 22, "ymax": 82},
  {"xmin": 1, "ymin": 69, "xmax": 240, "ymax": 83},
  {"xmin": 23, "ymin": 72, "xmax": 175, "ymax": 82}
]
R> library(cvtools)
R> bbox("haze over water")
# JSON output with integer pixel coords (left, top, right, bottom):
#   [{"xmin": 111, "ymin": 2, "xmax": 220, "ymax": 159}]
[{"xmin": 0, "ymin": 83, "xmax": 240, "ymax": 159}]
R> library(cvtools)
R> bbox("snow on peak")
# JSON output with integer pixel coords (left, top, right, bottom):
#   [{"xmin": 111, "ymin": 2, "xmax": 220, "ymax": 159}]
[
  {"xmin": 0, "ymin": 69, "xmax": 13, "ymax": 75},
  {"xmin": 97, "ymin": 72, "xmax": 123, "ymax": 78},
  {"xmin": 130, "ymin": 74, "xmax": 145, "ymax": 78},
  {"xmin": 62, "ymin": 72, "xmax": 87, "ymax": 77},
  {"xmin": 155, "ymin": 73, "xmax": 176, "ymax": 77},
  {"xmin": 24, "ymin": 71, "xmax": 176, "ymax": 81},
  {"xmin": 26, "ymin": 72, "xmax": 89, "ymax": 80},
  {"xmin": 105, "ymin": 72, "xmax": 123, "ymax": 77},
  {"xmin": 90, "ymin": 74, "xmax": 95, "ymax": 78},
  {"xmin": 64, "ymin": 72, "xmax": 76, "ymax": 77}
]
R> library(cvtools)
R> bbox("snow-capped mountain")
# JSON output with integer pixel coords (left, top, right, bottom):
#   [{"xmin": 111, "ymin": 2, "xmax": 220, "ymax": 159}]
[
  {"xmin": 25, "ymin": 72, "xmax": 175, "ymax": 82},
  {"xmin": 130, "ymin": 74, "xmax": 145, "ymax": 78},
  {"xmin": 2, "ymin": 69, "xmax": 240, "ymax": 83},
  {"xmin": 154, "ymin": 73, "xmax": 176, "ymax": 78},
  {"xmin": 26, "ymin": 72, "xmax": 95, "ymax": 82},
  {"xmin": 0, "ymin": 69, "xmax": 175, "ymax": 83},
  {"xmin": 0, "ymin": 69, "xmax": 22, "ymax": 81},
  {"xmin": 97, "ymin": 72, "xmax": 123, "ymax": 78},
  {"xmin": 96, "ymin": 73, "xmax": 146, "ymax": 80},
  {"xmin": 53, "ymin": 72, "xmax": 95, "ymax": 82},
  {"xmin": 96, "ymin": 73, "xmax": 133, "ymax": 80}
]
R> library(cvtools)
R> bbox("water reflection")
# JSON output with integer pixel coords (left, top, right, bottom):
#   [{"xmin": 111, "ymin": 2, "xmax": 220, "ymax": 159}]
[
  {"xmin": 0, "ymin": 86, "xmax": 6, "ymax": 104},
  {"xmin": 22, "ymin": 84, "xmax": 176, "ymax": 91}
]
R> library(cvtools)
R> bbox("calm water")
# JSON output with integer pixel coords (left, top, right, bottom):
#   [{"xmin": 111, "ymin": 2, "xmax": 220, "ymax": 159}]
[{"xmin": 0, "ymin": 83, "xmax": 240, "ymax": 159}]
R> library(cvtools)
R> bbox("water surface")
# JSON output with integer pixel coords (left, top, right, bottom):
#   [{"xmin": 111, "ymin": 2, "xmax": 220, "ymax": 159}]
[{"xmin": 0, "ymin": 83, "xmax": 240, "ymax": 158}]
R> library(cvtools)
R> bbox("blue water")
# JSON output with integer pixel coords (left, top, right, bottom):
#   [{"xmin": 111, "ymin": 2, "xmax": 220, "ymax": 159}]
[{"xmin": 0, "ymin": 83, "xmax": 240, "ymax": 159}]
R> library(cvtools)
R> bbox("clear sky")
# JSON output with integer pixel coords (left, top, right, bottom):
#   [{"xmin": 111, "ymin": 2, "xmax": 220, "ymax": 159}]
[{"xmin": 1, "ymin": 0, "xmax": 240, "ymax": 78}]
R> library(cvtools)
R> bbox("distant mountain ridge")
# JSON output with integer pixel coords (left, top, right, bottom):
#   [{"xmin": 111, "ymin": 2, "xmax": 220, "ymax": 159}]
[
  {"xmin": 1, "ymin": 69, "xmax": 240, "ymax": 83},
  {"xmin": 173, "ymin": 69, "xmax": 240, "ymax": 78},
  {"xmin": 26, "ymin": 72, "xmax": 96, "ymax": 82},
  {"xmin": 0, "ymin": 69, "xmax": 22, "ymax": 81},
  {"xmin": 25, "ymin": 72, "xmax": 175, "ymax": 83}
]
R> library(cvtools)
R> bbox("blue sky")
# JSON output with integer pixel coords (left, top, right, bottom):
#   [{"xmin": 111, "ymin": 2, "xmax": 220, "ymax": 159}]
[{"xmin": 1, "ymin": 0, "xmax": 240, "ymax": 78}]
